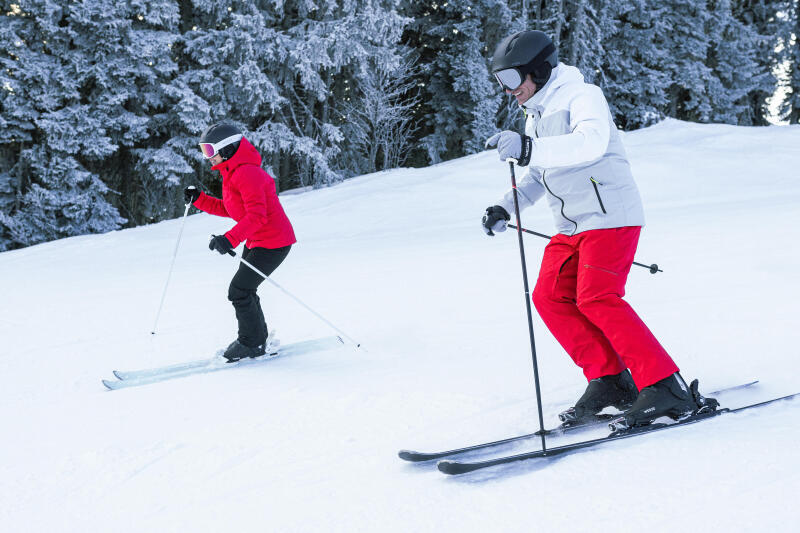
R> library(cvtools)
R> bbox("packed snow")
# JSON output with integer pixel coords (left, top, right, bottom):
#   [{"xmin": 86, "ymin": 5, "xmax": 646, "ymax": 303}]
[{"xmin": 1, "ymin": 119, "xmax": 799, "ymax": 532}]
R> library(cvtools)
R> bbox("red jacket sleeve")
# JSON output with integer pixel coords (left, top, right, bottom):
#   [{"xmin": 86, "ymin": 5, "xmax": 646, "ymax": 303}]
[
  {"xmin": 224, "ymin": 166, "xmax": 269, "ymax": 248},
  {"xmin": 193, "ymin": 192, "xmax": 230, "ymax": 218}
]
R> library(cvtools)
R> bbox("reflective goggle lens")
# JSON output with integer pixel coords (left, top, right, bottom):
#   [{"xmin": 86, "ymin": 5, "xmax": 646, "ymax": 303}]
[
  {"xmin": 494, "ymin": 68, "xmax": 523, "ymax": 91},
  {"xmin": 198, "ymin": 134, "xmax": 243, "ymax": 159},
  {"xmin": 199, "ymin": 143, "xmax": 217, "ymax": 158}
]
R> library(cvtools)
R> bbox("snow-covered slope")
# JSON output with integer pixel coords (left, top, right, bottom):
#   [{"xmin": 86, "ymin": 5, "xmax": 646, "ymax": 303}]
[{"xmin": 1, "ymin": 120, "xmax": 799, "ymax": 532}]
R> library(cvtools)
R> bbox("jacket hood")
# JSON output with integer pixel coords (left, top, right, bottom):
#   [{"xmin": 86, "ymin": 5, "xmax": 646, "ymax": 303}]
[
  {"xmin": 211, "ymin": 137, "xmax": 262, "ymax": 175},
  {"xmin": 523, "ymin": 63, "xmax": 585, "ymax": 111}
]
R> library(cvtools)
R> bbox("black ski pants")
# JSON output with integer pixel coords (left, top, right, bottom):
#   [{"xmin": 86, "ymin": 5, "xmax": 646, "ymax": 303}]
[{"xmin": 228, "ymin": 245, "xmax": 291, "ymax": 347}]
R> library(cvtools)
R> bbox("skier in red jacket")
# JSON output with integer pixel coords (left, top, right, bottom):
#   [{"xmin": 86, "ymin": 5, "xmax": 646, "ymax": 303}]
[{"xmin": 185, "ymin": 123, "xmax": 296, "ymax": 362}]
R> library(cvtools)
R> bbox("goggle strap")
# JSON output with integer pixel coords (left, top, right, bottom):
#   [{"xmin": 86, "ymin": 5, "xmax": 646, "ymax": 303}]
[{"xmin": 211, "ymin": 134, "xmax": 243, "ymax": 151}]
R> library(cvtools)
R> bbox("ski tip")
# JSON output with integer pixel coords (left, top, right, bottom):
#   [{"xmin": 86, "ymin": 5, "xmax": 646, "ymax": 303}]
[
  {"xmin": 437, "ymin": 460, "xmax": 472, "ymax": 475},
  {"xmin": 398, "ymin": 450, "xmax": 414, "ymax": 461},
  {"xmin": 112, "ymin": 370, "xmax": 124, "ymax": 380},
  {"xmin": 101, "ymin": 379, "xmax": 119, "ymax": 390},
  {"xmin": 398, "ymin": 450, "xmax": 431, "ymax": 462}
]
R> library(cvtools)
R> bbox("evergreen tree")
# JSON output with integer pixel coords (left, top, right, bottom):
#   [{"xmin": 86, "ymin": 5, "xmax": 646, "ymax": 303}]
[
  {"xmin": 601, "ymin": 0, "xmax": 670, "ymax": 129},
  {"xmin": 531, "ymin": 0, "xmax": 567, "ymax": 47},
  {"xmin": 705, "ymin": 0, "xmax": 768, "ymax": 124},
  {"xmin": 0, "ymin": 0, "xmax": 179, "ymax": 250},
  {"xmin": 560, "ymin": 0, "xmax": 613, "ymax": 85},
  {"xmin": 399, "ymin": 0, "xmax": 513, "ymax": 164},
  {"xmin": 731, "ymin": 0, "xmax": 785, "ymax": 125},
  {"xmin": 1, "ymin": 0, "xmax": 795, "ymax": 252},
  {"xmin": 656, "ymin": 0, "xmax": 714, "ymax": 122},
  {"xmin": 173, "ymin": 0, "xmax": 407, "ymax": 193},
  {"xmin": 780, "ymin": 0, "xmax": 800, "ymax": 123}
]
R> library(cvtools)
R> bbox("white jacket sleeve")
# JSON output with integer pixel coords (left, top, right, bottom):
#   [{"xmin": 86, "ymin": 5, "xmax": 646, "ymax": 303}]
[
  {"xmin": 530, "ymin": 85, "xmax": 611, "ymax": 169},
  {"xmin": 497, "ymin": 166, "xmax": 546, "ymax": 215}
]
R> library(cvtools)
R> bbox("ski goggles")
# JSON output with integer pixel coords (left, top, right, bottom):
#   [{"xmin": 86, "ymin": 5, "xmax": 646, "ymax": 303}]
[
  {"xmin": 493, "ymin": 42, "xmax": 557, "ymax": 92},
  {"xmin": 494, "ymin": 68, "xmax": 525, "ymax": 91},
  {"xmin": 198, "ymin": 134, "xmax": 243, "ymax": 159}
]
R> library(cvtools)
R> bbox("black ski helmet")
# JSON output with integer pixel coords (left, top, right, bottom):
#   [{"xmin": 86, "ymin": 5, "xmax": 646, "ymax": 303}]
[
  {"xmin": 491, "ymin": 30, "xmax": 558, "ymax": 90},
  {"xmin": 199, "ymin": 122, "xmax": 243, "ymax": 161}
]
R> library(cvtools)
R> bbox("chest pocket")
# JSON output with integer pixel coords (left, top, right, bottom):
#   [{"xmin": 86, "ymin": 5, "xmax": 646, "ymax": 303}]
[{"xmin": 535, "ymin": 110, "xmax": 571, "ymax": 138}]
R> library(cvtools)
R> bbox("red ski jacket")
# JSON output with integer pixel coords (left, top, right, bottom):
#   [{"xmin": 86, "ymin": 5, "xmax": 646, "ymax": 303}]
[{"xmin": 193, "ymin": 138, "xmax": 296, "ymax": 249}]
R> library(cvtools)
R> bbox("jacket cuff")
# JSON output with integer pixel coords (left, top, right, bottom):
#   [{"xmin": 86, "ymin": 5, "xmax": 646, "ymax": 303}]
[
  {"xmin": 223, "ymin": 231, "xmax": 240, "ymax": 249},
  {"xmin": 193, "ymin": 192, "xmax": 207, "ymax": 210},
  {"xmin": 498, "ymin": 196, "xmax": 514, "ymax": 217}
]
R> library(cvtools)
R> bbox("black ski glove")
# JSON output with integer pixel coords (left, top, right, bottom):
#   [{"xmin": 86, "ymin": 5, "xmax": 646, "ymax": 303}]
[
  {"xmin": 482, "ymin": 205, "xmax": 510, "ymax": 236},
  {"xmin": 209, "ymin": 234, "xmax": 234, "ymax": 255},
  {"xmin": 184, "ymin": 186, "xmax": 201, "ymax": 204}
]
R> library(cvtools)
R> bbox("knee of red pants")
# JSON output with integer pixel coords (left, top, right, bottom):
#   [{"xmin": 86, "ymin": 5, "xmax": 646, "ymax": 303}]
[
  {"xmin": 576, "ymin": 294, "xmax": 679, "ymax": 388},
  {"xmin": 532, "ymin": 282, "xmax": 560, "ymax": 319}
]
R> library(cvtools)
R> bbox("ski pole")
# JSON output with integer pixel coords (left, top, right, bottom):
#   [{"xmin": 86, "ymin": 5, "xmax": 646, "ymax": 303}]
[
  {"xmin": 151, "ymin": 202, "xmax": 192, "ymax": 334},
  {"xmin": 227, "ymin": 250, "xmax": 362, "ymax": 348},
  {"xmin": 507, "ymin": 224, "xmax": 663, "ymax": 274},
  {"xmin": 506, "ymin": 159, "xmax": 548, "ymax": 452}
]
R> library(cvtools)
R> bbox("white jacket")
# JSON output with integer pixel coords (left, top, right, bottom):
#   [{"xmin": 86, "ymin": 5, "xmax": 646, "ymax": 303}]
[{"xmin": 497, "ymin": 64, "xmax": 645, "ymax": 235}]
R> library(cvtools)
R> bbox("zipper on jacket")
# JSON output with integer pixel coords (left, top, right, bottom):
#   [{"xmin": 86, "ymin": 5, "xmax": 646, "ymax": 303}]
[
  {"xmin": 532, "ymin": 116, "xmax": 579, "ymax": 236},
  {"xmin": 541, "ymin": 171, "xmax": 578, "ymax": 235},
  {"xmin": 590, "ymin": 178, "xmax": 607, "ymax": 214}
]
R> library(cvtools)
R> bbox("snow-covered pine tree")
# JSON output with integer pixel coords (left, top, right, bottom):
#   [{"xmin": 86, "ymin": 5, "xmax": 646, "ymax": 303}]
[
  {"xmin": 706, "ymin": 0, "xmax": 775, "ymax": 125},
  {"xmin": 656, "ymin": 0, "xmax": 714, "ymax": 122},
  {"xmin": 780, "ymin": 0, "xmax": 800, "ymax": 123},
  {"xmin": 278, "ymin": 0, "xmax": 409, "ymax": 183},
  {"xmin": 0, "ymin": 0, "xmax": 178, "ymax": 250},
  {"xmin": 559, "ymin": 0, "xmax": 614, "ymax": 86},
  {"xmin": 110, "ymin": 0, "xmax": 189, "ymax": 224},
  {"xmin": 731, "ymin": 0, "xmax": 786, "ymax": 124},
  {"xmin": 531, "ymin": 0, "xmax": 567, "ymax": 47},
  {"xmin": 173, "ymin": 0, "xmax": 406, "ymax": 192},
  {"xmin": 399, "ymin": 0, "xmax": 513, "ymax": 164},
  {"xmin": 601, "ymin": 0, "xmax": 670, "ymax": 129}
]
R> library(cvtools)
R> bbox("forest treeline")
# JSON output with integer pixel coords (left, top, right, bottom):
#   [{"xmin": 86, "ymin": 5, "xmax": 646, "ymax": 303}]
[{"xmin": 1, "ymin": 0, "xmax": 797, "ymax": 250}]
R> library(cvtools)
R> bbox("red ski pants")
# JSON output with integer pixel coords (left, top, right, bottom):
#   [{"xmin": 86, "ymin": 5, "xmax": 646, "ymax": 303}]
[{"xmin": 531, "ymin": 226, "xmax": 678, "ymax": 389}]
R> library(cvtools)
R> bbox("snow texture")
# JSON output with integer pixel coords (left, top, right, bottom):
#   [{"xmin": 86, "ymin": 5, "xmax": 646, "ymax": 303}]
[{"xmin": 0, "ymin": 120, "xmax": 799, "ymax": 532}]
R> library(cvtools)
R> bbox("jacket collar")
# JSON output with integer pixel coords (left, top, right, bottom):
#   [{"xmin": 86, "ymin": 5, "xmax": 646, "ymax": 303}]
[
  {"xmin": 211, "ymin": 137, "xmax": 262, "ymax": 177},
  {"xmin": 522, "ymin": 63, "xmax": 585, "ymax": 114}
]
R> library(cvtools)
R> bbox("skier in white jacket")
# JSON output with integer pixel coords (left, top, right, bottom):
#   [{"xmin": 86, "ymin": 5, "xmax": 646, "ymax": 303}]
[{"xmin": 484, "ymin": 30, "xmax": 706, "ymax": 430}]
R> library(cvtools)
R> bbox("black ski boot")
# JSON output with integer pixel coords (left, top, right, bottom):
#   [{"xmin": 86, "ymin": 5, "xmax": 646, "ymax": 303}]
[
  {"xmin": 609, "ymin": 373, "xmax": 720, "ymax": 431},
  {"xmin": 559, "ymin": 370, "xmax": 639, "ymax": 423},
  {"xmin": 222, "ymin": 340, "xmax": 266, "ymax": 363}
]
